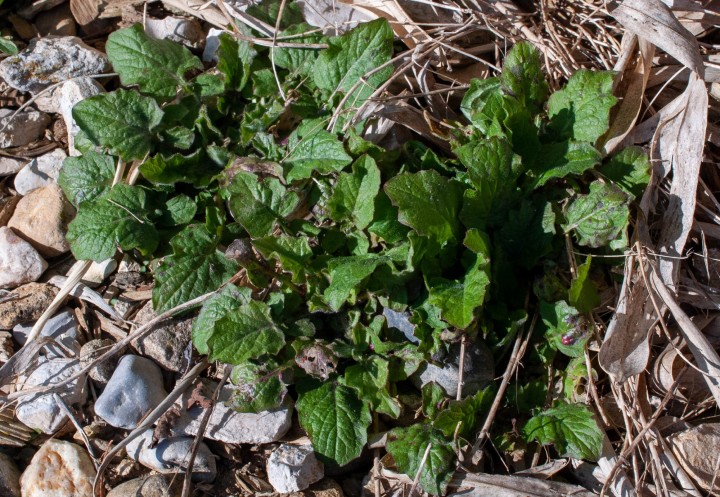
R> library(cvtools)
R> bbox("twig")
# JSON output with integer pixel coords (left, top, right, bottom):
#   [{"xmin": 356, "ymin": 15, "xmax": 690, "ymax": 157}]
[
  {"xmin": 53, "ymin": 393, "xmax": 100, "ymax": 467},
  {"xmin": 93, "ymin": 359, "xmax": 209, "ymax": 497},
  {"xmin": 409, "ymin": 443, "xmax": 432, "ymax": 496},
  {"xmin": 180, "ymin": 365, "xmax": 231, "ymax": 497},
  {"xmin": 456, "ymin": 334, "xmax": 466, "ymax": 401}
]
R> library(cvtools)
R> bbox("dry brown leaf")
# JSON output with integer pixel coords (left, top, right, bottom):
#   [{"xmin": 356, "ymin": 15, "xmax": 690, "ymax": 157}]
[
  {"xmin": 599, "ymin": 260, "xmax": 656, "ymax": 383},
  {"xmin": 338, "ymin": 0, "xmax": 433, "ymax": 48},
  {"xmin": 601, "ymin": 35, "xmax": 655, "ymax": 154},
  {"xmin": 612, "ymin": 0, "xmax": 704, "ymax": 75},
  {"xmin": 652, "ymin": 74, "xmax": 707, "ymax": 285},
  {"xmin": 651, "ymin": 271, "xmax": 720, "ymax": 406},
  {"xmin": 651, "ymin": 343, "xmax": 712, "ymax": 403},
  {"xmin": 667, "ymin": 424, "xmax": 720, "ymax": 491},
  {"xmin": 70, "ymin": 0, "xmax": 102, "ymax": 25}
]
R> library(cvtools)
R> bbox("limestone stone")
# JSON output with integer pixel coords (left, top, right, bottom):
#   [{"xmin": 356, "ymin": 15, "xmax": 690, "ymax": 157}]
[
  {"xmin": 0, "ymin": 227, "xmax": 47, "ymax": 290},
  {"xmin": 8, "ymin": 184, "xmax": 75, "ymax": 257},
  {"xmin": 0, "ymin": 109, "xmax": 51, "ymax": 149},
  {"xmin": 130, "ymin": 302, "xmax": 192, "ymax": 372},
  {"xmin": 267, "ymin": 444, "xmax": 324, "ymax": 493},
  {"xmin": 0, "ymin": 282, "xmax": 57, "ymax": 328},
  {"xmin": 13, "ymin": 148, "xmax": 67, "ymax": 195},
  {"xmin": 20, "ymin": 440, "xmax": 96, "ymax": 497},
  {"xmin": 58, "ymin": 77, "xmax": 104, "ymax": 156}
]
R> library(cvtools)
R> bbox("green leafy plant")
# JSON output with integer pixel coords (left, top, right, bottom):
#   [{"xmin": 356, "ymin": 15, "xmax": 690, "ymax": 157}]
[{"xmin": 61, "ymin": 19, "xmax": 649, "ymax": 494}]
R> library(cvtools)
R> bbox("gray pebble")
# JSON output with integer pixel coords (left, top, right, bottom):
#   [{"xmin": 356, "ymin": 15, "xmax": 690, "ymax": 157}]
[{"xmin": 126, "ymin": 429, "xmax": 216, "ymax": 482}]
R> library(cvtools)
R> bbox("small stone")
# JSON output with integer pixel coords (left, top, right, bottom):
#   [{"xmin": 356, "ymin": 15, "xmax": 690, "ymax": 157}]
[
  {"xmin": 172, "ymin": 380, "xmax": 293, "ymax": 444},
  {"xmin": 0, "ymin": 453, "xmax": 21, "ymax": 497},
  {"xmin": 107, "ymin": 475, "xmax": 181, "ymax": 497},
  {"xmin": 35, "ymin": 3, "xmax": 77, "ymax": 36},
  {"xmin": 0, "ymin": 227, "xmax": 48, "ymax": 290},
  {"xmin": 0, "ymin": 109, "xmax": 51, "ymax": 149},
  {"xmin": 16, "ymin": 358, "xmax": 87, "ymax": 434},
  {"xmin": 8, "ymin": 184, "xmax": 75, "ymax": 257},
  {"xmin": 267, "ymin": 444, "xmax": 324, "ymax": 493},
  {"xmin": 131, "ymin": 302, "xmax": 192, "ymax": 372},
  {"xmin": 202, "ymin": 28, "xmax": 224, "ymax": 62},
  {"xmin": 0, "ymin": 282, "xmax": 57, "ymax": 328},
  {"xmin": 0, "ymin": 157, "xmax": 26, "ymax": 176},
  {"xmin": 59, "ymin": 77, "xmax": 104, "ymax": 156},
  {"xmin": 126, "ymin": 429, "xmax": 217, "ymax": 482},
  {"xmin": 411, "ymin": 341, "xmax": 494, "ymax": 397},
  {"xmin": 13, "ymin": 148, "xmax": 67, "ymax": 195},
  {"xmin": 145, "ymin": 17, "xmax": 204, "ymax": 49},
  {"xmin": 13, "ymin": 307, "xmax": 80, "ymax": 357},
  {"xmin": 0, "ymin": 37, "xmax": 109, "ymax": 94},
  {"xmin": 0, "ymin": 331, "xmax": 13, "ymax": 362},
  {"xmin": 82, "ymin": 258, "xmax": 117, "ymax": 287},
  {"xmin": 80, "ymin": 339, "xmax": 117, "ymax": 383},
  {"xmin": 17, "ymin": 0, "xmax": 67, "ymax": 19},
  {"xmin": 383, "ymin": 308, "xmax": 419, "ymax": 344},
  {"xmin": 20, "ymin": 439, "xmax": 96, "ymax": 497},
  {"xmin": 94, "ymin": 355, "xmax": 167, "ymax": 429}
]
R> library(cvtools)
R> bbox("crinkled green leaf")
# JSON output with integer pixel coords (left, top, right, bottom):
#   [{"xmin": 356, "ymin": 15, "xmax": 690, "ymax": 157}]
[
  {"xmin": 422, "ymin": 382, "xmax": 447, "ymax": 418},
  {"xmin": 385, "ymin": 170, "xmax": 463, "ymax": 246},
  {"xmin": 225, "ymin": 171, "xmax": 300, "ymax": 238},
  {"xmin": 106, "ymin": 24, "xmax": 202, "ymax": 100},
  {"xmin": 192, "ymin": 284, "xmax": 251, "ymax": 355},
  {"xmin": 386, "ymin": 423, "xmax": 455, "ymax": 496},
  {"xmin": 500, "ymin": 42, "xmax": 548, "ymax": 113},
  {"xmin": 66, "ymin": 184, "xmax": 158, "ymax": 261},
  {"xmin": 599, "ymin": 146, "xmax": 650, "ymax": 199},
  {"xmin": 314, "ymin": 19, "xmax": 393, "ymax": 121},
  {"xmin": 433, "ymin": 387, "xmax": 493, "ymax": 438},
  {"xmin": 523, "ymin": 402, "xmax": 604, "ymax": 461},
  {"xmin": 327, "ymin": 155, "xmax": 381, "ymax": 230},
  {"xmin": 153, "ymin": 225, "xmax": 238, "ymax": 312},
  {"xmin": 460, "ymin": 77, "xmax": 502, "ymax": 132},
  {"xmin": 72, "ymin": 89, "xmax": 163, "ymax": 161},
  {"xmin": 532, "ymin": 141, "xmax": 601, "ymax": 188},
  {"xmin": 284, "ymin": 127, "xmax": 353, "ymax": 182},
  {"xmin": 158, "ymin": 194, "xmax": 197, "ymax": 226},
  {"xmin": 498, "ymin": 196, "xmax": 556, "ymax": 269},
  {"xmin": 563, "ymin": 181, "xmax": 629, "ymax": 248},
  {"xmin": 548, "ymin": 70, "xmax": 617, "ymax": 143},
  {"xmin": 59, "ymin": 151, "xmax": 115, "ymax": 207},
  {"xmin": 253, "ymin": 235, "xmax": 313, "ymax": 283},
  {"xmin": 297, "ymin": 382, "xmax": 372, "ymax": 466},
  {"xmin": 324, "ymin": 255, "xmax": 385, "ymax": 311},
  {"xmin": 342, "ymin": 356, "xmax": 401, "ymax": 418},
  {"xmin": 540, "ymin": 300, "xmax": 589, "ymax": 357},
  {"xmin": 569, "ymin": 256, "xmax": 600, "ymax": 313},
  {"xmin": 274, "ymin": 24, "xmax": 325, "ymax": 72},
  {"xmin": 230, "ymin": 362, "xmax": 286, "ymax": 412},
  {"xmin": 207, "ymin": 300, "xmax": 285, "ymax": 364},
  {"xmin": 140, "ymin": 150, "xmax": 219, "ymax": 187},
  {"xmin": 217, "ymin": 33, "xmax": 253, "ymax": 91}
]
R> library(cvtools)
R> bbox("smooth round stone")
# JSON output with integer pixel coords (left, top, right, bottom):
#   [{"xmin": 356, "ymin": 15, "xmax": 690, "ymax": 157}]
[{"xmin": 20, "ymin": 440, "xmax": 96, "ymax": 497}]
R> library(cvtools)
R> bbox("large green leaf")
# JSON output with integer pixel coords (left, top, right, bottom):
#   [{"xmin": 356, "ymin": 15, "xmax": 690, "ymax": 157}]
[
  {"xmin": 433, "ymin": 387, "xmax": 494, "ymax": 438},
  {"xmin": 72, "ymin": 89, "xmax": 163, "ymax": 161},
  {"xmin": 498, "ymin": 196, "xmax": 556, "ymax": 269},
  {"xmin": 192, "ymin": 284, "xmax": 251, "ymax": 355},
  {"xmin": 523, "ymin": 402, "xmax": 604, "ymax": 461},
  {"xmin": 225, "ymin": 171, "xmax": 300, "ymax": 238},
  {"xmin": 314, "ymin": 19, "xmax": 393, "ymax": 121},
  {"xmin": 206, "ymin": 300, "xmax": 285, "ymax": 364},
  {"xmin": 599, "ymin": 146, "xmax": 650, "ymax": 199},
  {"xmin": 152, "ymin": 225, "xmax": 238, "ymax": 312},
  {"xmin": 532, "ymin": 141, "xmax": 601, "ymax": 188},
  {"xmin": 568, "ymin": 257, "xmax": 600, "ymax": 314},
  {"xmin": 386, "ymin": 423, "xmax": 456, "ymax": 496},
  {"xmin": 284, "ymin": 126, "xmax": 353, "ymax": 182},
  {"xmin": 230, "ymin": 362, "xmax": 287, "ymax": 413},
  {"xmin": 59, "ymin": 151, "xmax": 115, "ymax": 207},
  {"xmin": 548, "ymin": 70, "xmax": 617, "ymax": 143},
  {"xmin": 106, "ymin": 24, "xmax": 202, "ymax": 100},
  {"xmin": 296, "ymin": 382, "xmax": 372, "ymax": 466},
  {"xmin": 327, "ymin": 155, "xmax": 381, "ymax": 230},
  {"xmin": 342, "ymin": 356, "xmax": 401, "ymax": 418},
  {"xmin": 253, "ymin": 235, "xmax": 313, "ymax": 284},
  {"xmin": 140, "ymin": 150, "xmax": 219, "ymax": 187},
  {"xmin": 323, "ymin": 255, "xmax": 385, "ymax": 311},
  {"xmin": 563, "ymin": 181, "xmax": 629, "ymax": 248},
  {"xmin": 385, "ymin": 170, "xmax": 463, "ymax": 246},
  {"xmin": 500, "ymin": 42, "xmax": 548, "ymax": 113},
  {"xmin": 66, "ymin": 184, "xmax": 158, "ymax": 261}
]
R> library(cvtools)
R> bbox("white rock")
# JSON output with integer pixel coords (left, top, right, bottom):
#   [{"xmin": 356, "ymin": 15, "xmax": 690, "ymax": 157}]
[
  {"xmin": 59, "ymin": 78, "xmax": 104, "ymax": 156},
  {"xmin": 94, "ymin": 355, "xmax": 167, "ymax": 429},
  {"xmin": 171, "ymin": 380, "xmax": 293, "ymax": 444},
  {"xmin": 20, "ymin": 439, "xmax": 96, "ymax": 497},
  {"xmin": 33, "ymin": 86, "xmax": 63, "ymax": 113},
  {"xmin": 145, "ymin": 17, "xmax": 205, "ymax": 49},
  {"xmin": 126, "ymin": 429, "xmax": 217, "ymax": 482},
  {"xmin": 0, "ymin": 331, "xmax": 13, "ymax": 363},
  {"xmin": 16, "ymin": 358, "xmax": 87, "ymax": 434},
  {"xmin": 13, "ymin": 307, "xmax": 80, "ymax": 357},
  {"xmin": 81, "ymin": 258, "xmax": 117, "ymax": 286},
  {"xmin": 267, "ymin": 444, "xmax": 324, "ymax": 493},
  {"xmin": 0, "ymin": 109, "xmax": 51, "ymax": 148},
  {"xmin": 202, "ymin": 28, "xmax": 225, "ymax": 62},
  {"xmin": 0, "ymin": 227, "xmax": 47, "ymax": 289},
  {"xmin": 0, "ymin": 157, "xmax": 27, "ymax": 177},
  {"xmin": 13, "ymin": 148, "xmax": 67, "ymax": 195},
  {"xmin": 0, "ymin": 37, "xmax": 109, "ymax": 94}
]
